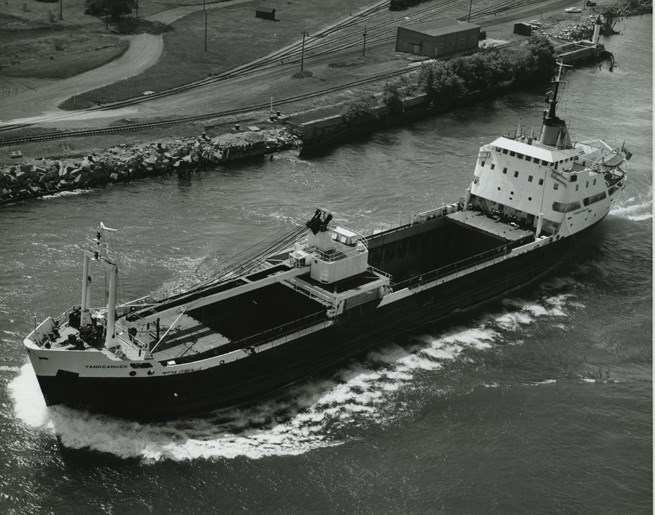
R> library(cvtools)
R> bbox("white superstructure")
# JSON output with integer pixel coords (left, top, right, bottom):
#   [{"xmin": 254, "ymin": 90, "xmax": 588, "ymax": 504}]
[{"xmin": 466, "ymin": 63, "xmax": 627, "ymax": 239}]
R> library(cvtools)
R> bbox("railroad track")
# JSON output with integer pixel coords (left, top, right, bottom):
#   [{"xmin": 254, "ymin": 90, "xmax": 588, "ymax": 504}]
[
  {"xmin": 0, "ymin": 68, "xmax": 415, "ymax": 147},
  {"xmin": 0, "ymin": 0, "xmax": 538, "ymax": 143},
  {"xmin": 94, "ymin": 0, "xmax": 532, "ymax": 111}
]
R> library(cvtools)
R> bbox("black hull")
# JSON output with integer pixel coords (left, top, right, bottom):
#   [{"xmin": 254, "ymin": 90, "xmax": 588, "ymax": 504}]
[{"xmin": 37, "ymin": 234, "xmax": 581, "ymax": 421}]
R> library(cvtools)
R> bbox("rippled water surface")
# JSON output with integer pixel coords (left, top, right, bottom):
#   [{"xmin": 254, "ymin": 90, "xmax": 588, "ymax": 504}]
[{"xmin": 0, "ymin": 17, "xmax": 651, "ymax": 513}]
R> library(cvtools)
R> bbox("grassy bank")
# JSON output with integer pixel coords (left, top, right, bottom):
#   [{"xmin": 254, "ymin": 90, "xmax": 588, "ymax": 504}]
[
  {"xmin": 298, "ymin": 36, "xmax": 557, "ymax": 153},
  {"xmin": 1, "ymin": 34, "xmax": 129, "ymax": 79}
]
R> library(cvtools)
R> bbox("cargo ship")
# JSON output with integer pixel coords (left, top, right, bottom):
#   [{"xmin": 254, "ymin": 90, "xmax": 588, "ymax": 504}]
[{"xmin": 23, "ymin": 66, "xmax": 629, "ymax": 420}]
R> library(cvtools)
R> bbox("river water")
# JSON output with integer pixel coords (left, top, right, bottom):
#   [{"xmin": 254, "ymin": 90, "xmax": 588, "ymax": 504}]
[{"xmin": 0, "ymin": 16, "xmax": 651, "ymax": 513}]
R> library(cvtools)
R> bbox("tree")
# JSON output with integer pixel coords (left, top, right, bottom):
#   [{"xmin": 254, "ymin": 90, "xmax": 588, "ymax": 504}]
[
  {"xmin": 431, "ymin": 61, "xmax": 466, "ymax": 99},
  {"xmin": 418, "ymin": 64, "xmax": 436, "ymax": 103},
  {"xmin": 85, "ymin": 0, "xmax": 136, "ymax": 19},
  {"xmin": 342, "ymin": 95, "xmax": 377, "ymax": 126},
  {"xmin": 525, "ymin": 35, "xmax": 556, "ymax": 81},
  {"xmin": 382, "ymin": 83, "xmax": 403, "ymax": 114}
]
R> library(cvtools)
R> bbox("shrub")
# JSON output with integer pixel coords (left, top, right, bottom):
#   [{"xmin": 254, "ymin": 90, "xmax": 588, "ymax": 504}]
[
  {"xmin": 292, "ymin": 70, "xmax": 313, "ymax": 79},
  {"xmin": 342, "ymin": 95, "xmax": 377, "ymax": 126},
  {"xmin": 382, "ymin": 83, "xmax": 403, "ymax": 114}
]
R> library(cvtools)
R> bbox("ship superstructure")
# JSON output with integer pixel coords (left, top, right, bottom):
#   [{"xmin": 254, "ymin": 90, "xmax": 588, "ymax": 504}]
[{"xmin": 24, "ymin": 66, "xmax": 629, "ymax": 420}]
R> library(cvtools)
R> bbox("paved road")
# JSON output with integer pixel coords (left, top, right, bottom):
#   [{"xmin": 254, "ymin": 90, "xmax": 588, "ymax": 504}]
[{"xmin": 0, "ymin": 0, "xmax": 255, "ymax": 122}]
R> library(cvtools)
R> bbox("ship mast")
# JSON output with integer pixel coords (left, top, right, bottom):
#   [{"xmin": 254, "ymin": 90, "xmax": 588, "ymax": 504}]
[
  {"xmin": 79, "ymin": 223, "xmax": 119, "ymax": 348},
  {"xmin": 539, "ymin": 61, "xmax": 573, "ymax": 149}
]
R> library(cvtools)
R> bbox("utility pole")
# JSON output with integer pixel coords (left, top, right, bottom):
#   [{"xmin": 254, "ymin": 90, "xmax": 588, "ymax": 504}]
[
  {"xmin": 300, "ymin": 31, "xmax": 308, "ymax": 72},
  {"xmin": 204, "ymin": 11, "xmax": 208, "ymax": 52},
  {"xmin": 362, "ymin": 25, "xmax": 367, "ymax": 56},
  {"xmin": 59, "ymin": 0, "xmax": 62, "ymax": 20},
  {"xmin": 467, "ymin": 0, "xmax": 472, "ymax": 22}
]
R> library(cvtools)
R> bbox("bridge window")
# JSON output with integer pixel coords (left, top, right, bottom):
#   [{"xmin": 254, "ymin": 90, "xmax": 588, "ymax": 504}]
[
  {"xmin": 503, "ymin": 167, "xmax": 507, "ymax": 174},
  {"xmin": 514, "ymin": 171, "xmax": 519, "ymax": 177},
  {"xmin": 583, "ymin": 191, "xmax": 607, "ymax": 206},
  {"xmin": 490, "ymin": 164, "xmax": 495, "ymax": 170},
  {"xmin": 541, "ymin": 160, "xmax": 548, "ymax": 166},
  {"xmin": 553, "ymin": 201, "xmax": 581, "ymax": 212},
  {"xmin": 593, "ymin": 178, "xmax": 597, "ymax": 185},
  {"xmin": 502, "ymin": 149, "xmax": 508, "ymax": 154},
  {"xmin": 554, "ymin": 183, "xmax": 559, "ymax": 190},
  {"xmin": 575, "ymin": 185, "xmax": 579, "ymax": 191},
  {"xmin": 481, "ymin": 160, "xmax": 485, "ymax": 167},
  {"xmin": 539, "ymin": 179, "xmax": 544, "ymax": 185},
  {"xmin": 510, "ymin": 151, "xmax": 515, "ymax": 157},
  {"xmin": 528, "ymin": 175, "xmax": 533, "ymax": 182},
  {"xmin": 517, "ymin": 154, "xmax": 523, "ymax": 160}
]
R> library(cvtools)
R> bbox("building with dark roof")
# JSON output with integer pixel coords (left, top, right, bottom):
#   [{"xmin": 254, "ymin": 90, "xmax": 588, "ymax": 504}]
[{"xmin": 395, "ymin": 19, "xmax": 480, "ymax": 58}]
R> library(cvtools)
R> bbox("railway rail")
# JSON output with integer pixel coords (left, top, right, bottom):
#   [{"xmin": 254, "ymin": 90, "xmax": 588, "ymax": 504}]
[
  {"xmin": 0, "ymin": 68, "xmax": 414, "ymax": 147},
  {"xmin": 0, "ymin": 0, "xmax": 538, "ymax": 145}
]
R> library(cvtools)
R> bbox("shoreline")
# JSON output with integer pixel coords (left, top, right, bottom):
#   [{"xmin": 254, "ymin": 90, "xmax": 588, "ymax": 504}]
[{"xmin": 0, "ymin": 127, "xmax": 298, "ymax": 206}]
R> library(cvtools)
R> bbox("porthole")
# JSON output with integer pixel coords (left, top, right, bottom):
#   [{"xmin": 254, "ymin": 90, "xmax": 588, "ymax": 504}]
[{"xmin": 129, "ymin": 371, "xmax": 136, "ymax": 376}]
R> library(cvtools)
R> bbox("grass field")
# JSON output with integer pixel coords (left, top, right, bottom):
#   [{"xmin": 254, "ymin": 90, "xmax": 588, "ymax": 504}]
[
  {"xmin": 61, "ymin": 0, "xmax": 374, "ymax": 108},
  {"xmin": 1, "ymin": 34, "xmax": 129, "ymax": 78}
]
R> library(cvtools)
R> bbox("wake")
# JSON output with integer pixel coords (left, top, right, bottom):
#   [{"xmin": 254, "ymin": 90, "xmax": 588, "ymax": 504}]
[
  {"xmin": 610, "ymin": 191, "xmax": 653, "ymax": 222},
  {"xmin": 9, "ymin": 292, "xmax": 580, "ymax": 463}
]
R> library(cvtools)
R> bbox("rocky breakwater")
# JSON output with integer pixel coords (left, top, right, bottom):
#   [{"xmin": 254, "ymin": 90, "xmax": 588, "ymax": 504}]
[{"xmin": 0, "ymin": 128, "xmax": 299, "ymax": 205}]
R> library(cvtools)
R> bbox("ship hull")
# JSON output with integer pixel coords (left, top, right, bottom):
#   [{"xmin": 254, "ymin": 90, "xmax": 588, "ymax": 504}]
[{"xmin": 33, "ymin": 231, "xmax": 586, "ymax": 421}]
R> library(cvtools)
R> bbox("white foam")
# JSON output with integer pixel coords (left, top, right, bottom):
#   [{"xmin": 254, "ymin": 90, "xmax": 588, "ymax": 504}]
[
  {"xmin": 8, "ymin": 364, "xmax": 52, "ymax": 428},
  {"xmin": 38, "ymin": 189, "xmax": 92, "ymax": 200},
  {"xmin": 543, "ymin": 294, "xmax": 572, "ymax": 317},
  {"xmin": 495, "ymin": 311, "xmax": 534, "ymax": 331},
  {"xmin": 529, "ymin": 379, "xmax": 557, "ymax": 386},
  {"xmin": 610, "ymin": 192, "xmax": 653, "ymax": 221},
  {"xmin": 7, "ymin": 292, "xmax": 579, "ymax": 463},
  {"xmin": 0, "ymin": 365, "xmax": 20, "ymax": 373}
]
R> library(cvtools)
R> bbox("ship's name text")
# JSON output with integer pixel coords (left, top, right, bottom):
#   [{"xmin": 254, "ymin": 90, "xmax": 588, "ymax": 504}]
[{"xmin": 85, "ymin": 364, "xmax": 128, "ymax": 369}]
